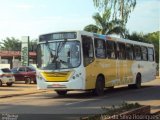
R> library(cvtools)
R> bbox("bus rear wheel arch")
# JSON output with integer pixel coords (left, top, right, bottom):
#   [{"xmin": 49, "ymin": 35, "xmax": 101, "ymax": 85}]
[{"xmin": 93, "ymin": 75, "xmax": 105, "ymax": 96}]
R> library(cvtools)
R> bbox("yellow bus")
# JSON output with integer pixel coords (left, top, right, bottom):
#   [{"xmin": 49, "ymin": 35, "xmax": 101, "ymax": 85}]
[{"xmin": 36, "ymin": 31, "xmax": 157, "ymax": 96}]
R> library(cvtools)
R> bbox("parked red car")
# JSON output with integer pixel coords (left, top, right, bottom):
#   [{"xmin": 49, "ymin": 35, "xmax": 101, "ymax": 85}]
[{"xmin": 11, "ymin": 66, "xmax": 36, "ymax": 84}]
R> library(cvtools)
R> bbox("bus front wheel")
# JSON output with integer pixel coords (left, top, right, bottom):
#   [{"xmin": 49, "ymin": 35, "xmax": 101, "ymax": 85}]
[
  {"xmin": 93, "ymin": 76, "xmax": 105, "ymax": 96},
  {"xmin": 56, "ymin": 90, "xmax": 67, "ymax": 96}
]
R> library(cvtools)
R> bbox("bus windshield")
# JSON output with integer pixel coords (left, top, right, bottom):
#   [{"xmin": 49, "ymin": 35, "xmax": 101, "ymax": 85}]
[{"xmin": 37, "ymin": 41, "xmax": 81, "ymax": 70}]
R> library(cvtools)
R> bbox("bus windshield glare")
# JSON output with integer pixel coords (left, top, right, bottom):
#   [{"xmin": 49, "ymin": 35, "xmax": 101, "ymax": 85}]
[{"xmin": 37, "ymin": 41, "xmax": 81, "ymax": 70}]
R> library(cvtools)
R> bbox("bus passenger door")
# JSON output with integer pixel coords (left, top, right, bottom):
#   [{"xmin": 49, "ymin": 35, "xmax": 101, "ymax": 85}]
[
  {"xmin": 117, "ymin": 42, "xmax": 126, "ymax": 84},
  {"xmin": 106, "ymin": 41, "xmax": 117, "ymax": 86},
  {"xmin": 125, "ymin": 44, "xmax": 134, "ymax": 83}
]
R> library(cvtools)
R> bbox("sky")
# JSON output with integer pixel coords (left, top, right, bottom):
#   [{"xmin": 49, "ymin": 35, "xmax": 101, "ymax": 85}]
[{"xmin": 0, "ymin": 0, "xmax": 159, "ymax": 41}]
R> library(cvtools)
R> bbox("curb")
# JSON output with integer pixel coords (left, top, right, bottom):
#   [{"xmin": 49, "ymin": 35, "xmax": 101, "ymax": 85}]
[{"xmin": 0, "ymin": 90, "xmax": 50, "ymax": 98}]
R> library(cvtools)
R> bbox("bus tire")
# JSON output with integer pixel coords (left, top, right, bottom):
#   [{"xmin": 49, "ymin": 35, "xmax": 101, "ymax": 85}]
[
  {"xmin": 135, "ymin": 73, "xmax": 142, "ymax": 89},
  {"xmin": 134, "ymin": 74, "xmax": 141, "ymax": 89},
  {"xmin": 128, "ymin": 74, "xmax": 141, "ymax": 89},
  {"xmin": 56, "ymin": 90, "xmax": 67, "ymax": 96},
  {"xmin": 93, "ymin": 76, "xmax": 105, "ymax": 96}
]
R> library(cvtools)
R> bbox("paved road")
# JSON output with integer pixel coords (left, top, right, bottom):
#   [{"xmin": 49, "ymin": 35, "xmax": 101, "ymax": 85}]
[
  {"xmin": 0, "ymin": 78, "xmax": 160, "ymax": 120},
  {"xmin": 0, "ymin": 82, "xmax": 49, "ymax": 98}
]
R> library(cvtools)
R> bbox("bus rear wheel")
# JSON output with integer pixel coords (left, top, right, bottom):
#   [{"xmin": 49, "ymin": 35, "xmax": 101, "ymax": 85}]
[
  {"xmin": 93, "ymin": 76, "xmax": 105, "ymax": 96},
  {"xmin": 56, "ymin": 90, "xmax": 67, "ymax": 96},
  {"xmin": 128, "ymin": 74, "xmax": 141, "ymax": 89}
]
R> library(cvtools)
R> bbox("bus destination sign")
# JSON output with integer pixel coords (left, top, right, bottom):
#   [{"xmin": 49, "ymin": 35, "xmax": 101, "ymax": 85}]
[{"xmin": 40, "ymin": 32, "xmax": 77, "ymax": 42}]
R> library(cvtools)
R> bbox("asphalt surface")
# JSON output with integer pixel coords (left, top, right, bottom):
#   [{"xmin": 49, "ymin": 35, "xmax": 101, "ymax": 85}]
[
  {"xmin": 0, "ymin": 82, "xmax": 50, "ymax": 98},
  {"xmin": 0, "ymin": 78, "xmax": 160, "ymax": 120}
]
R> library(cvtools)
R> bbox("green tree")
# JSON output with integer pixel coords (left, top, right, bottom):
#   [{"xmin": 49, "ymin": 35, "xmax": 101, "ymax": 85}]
[
  {"xmin": 84, "ymin": 9, "xmax": 125, "ymax": 36},
  {"xmin": 1, "ymin": 37, "xmax": 21, "ymax": 51},
  {"xmin": 84, "ymin": 24, "xmax": 98, "ymax": 33},
  {"xmin": 93, "ymin": 0, "xmax": 136, "ymax": 25},
  {"xmin": 144, "ymin": 31, "xmax": 159, "ymax": 64},
  {"xmin": 1, "ymin": 37, "xmax": 37, "ymax": 52},
  {"xmin": 126, "ymin": 31, "xmax": 159, "ymax": 64},
  {"xmin": 125, "ymin": 32, "xmax": 146, "ymax": 42}
]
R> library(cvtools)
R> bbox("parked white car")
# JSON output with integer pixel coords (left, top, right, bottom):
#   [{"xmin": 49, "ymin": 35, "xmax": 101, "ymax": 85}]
[{"xmin": 0, "ymin": 68, "xmax": 15, "ymax": 86}]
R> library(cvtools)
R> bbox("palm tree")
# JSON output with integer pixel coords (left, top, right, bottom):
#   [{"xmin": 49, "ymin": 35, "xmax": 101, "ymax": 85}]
[
  {"xmin": 93, "ymin": 0, "xmax": 136, "ymax": 25},
  {"xmin": 83, "ymin": 24, "xmax": 98, "ymax": 33},
  {"xmin": 84, "ymin": 9, "xmax": 125, "ymax": 36}
]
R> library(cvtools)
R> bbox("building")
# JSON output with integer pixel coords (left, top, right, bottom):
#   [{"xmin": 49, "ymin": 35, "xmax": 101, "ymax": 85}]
[{"xmin": 0, "ymin": 50, "xmax": 36, "ymax": 68}]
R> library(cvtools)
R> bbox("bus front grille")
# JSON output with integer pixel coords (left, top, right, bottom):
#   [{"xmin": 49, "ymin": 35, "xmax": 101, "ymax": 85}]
[{"xmin": 41, "ymin": 71, "xmax": 71, "ymax": 82}]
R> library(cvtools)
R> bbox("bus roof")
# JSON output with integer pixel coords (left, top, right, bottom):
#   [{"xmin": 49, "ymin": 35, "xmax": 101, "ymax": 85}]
[
  {"xmin": 78, "ymin": 31, "xmax": 154, "ymax": 48},
  {"xmin": 39, "ymin": 30, "xmax": 154, "ymax": 48}
]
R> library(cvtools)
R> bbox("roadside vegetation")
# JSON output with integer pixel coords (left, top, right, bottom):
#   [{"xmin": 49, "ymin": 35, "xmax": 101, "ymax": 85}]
[
  {"xmin": 81, "ymin": 102, "xmax": 142, "ymax": 120},
  {"xmin": 0, "ymin": 37, "xmax": 37, "ymax": 52},
  {"xmin": 126, "ymin": 31, "xmax": 159, "ymax": 64}
]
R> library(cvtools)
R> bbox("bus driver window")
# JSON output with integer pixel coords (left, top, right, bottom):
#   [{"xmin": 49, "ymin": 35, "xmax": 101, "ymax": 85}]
[{"xmin": 70, "ymin": 44, "xmax": 80, "ymax": 67}]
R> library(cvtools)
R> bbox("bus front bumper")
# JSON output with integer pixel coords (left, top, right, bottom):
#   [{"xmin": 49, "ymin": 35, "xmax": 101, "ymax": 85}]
[{"xmin": 37, "ymin": 78, "xmax": 84, "ymax": 90}]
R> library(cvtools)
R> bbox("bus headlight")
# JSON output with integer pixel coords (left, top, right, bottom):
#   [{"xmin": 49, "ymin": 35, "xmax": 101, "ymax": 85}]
[
  {"xmin": 71, "ymin": 72, "xmax": 81, "ymax": 80},
  {"xmin": 67, "ymin": 70, "xmax": 77, "ymax": 80},
  {"xmin": 36, "ymin": 72, "xmax": 44, "ymax": 81}
]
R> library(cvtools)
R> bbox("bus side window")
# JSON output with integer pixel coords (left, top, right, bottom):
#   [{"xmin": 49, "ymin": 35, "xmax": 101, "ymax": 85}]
[
  {"xmin": 134, "ymin": 45, "xmax": 142, "ymax": 61},
  {"xmin": 126, "ymin": 44, "xmax": 134, "ymax": 60},
  {"xmin": 141, "ymin": 46, "xmax": 148, "ymax": 61},
  {"xmin": 82, "ymin": 35, "xmax": 94, "ymax": 67},
  {"xmin": 94, "ymin": 38, "xmax": 106, "ymax": 58},
  {"xmin": 106, "ymin": 41, "xmax": 116, "ymax": 59},
  {"xmin": 117, "ymin": 42, "xmax": 126, "ymax": 60},
  {"xmin": 148, "ymin": 47, "xmax": 154, "ymax": 61}
]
